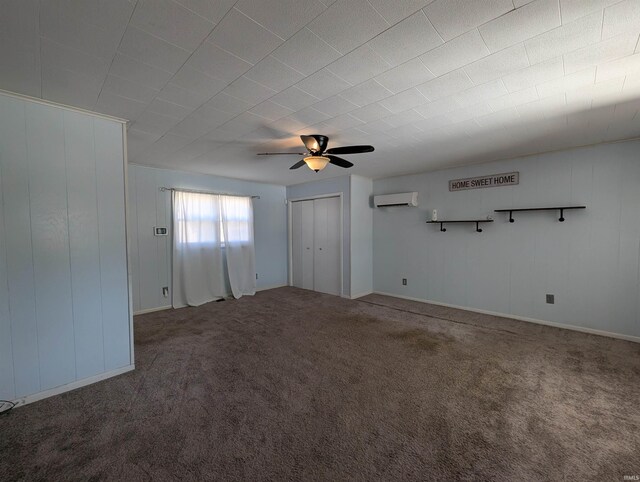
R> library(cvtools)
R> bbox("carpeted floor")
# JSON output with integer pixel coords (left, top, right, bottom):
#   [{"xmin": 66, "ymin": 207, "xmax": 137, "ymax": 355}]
[{"xmin": 1, "ymin": 287, "xmax": 639, "ymax": 481}]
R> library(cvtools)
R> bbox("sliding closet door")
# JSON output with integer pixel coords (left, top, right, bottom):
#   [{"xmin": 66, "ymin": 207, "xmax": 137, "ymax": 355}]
[
  {"xmin": 291, "ymin": 200, "xmax": 314, "ymax": 290},
  {"xmin": 313, "ymin": 197, "xmax": 341, "ymax": 296}
]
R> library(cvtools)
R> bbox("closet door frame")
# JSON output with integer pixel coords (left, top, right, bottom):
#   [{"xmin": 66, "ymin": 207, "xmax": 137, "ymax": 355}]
[{"xmin": 287, "ymin": 192, "xmax": 343, "ymax": 297}]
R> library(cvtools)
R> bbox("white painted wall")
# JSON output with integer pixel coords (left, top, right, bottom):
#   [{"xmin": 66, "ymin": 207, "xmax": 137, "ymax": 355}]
[
  {"xmin": 287, "ymin": 175, "xmax": 351, "ymax": 296},
  {"xmin": 373, "ymin": 140, "xmax": 640, "ymax": 339},
  {"xmin": 0, "ymin": 92, "xmax": 132, "ymax": 402},
  {"xmin": 350, "ymin": 175, "xmax": 373, "ymax": 298},
  {"xmin": 128, "ymin": 164, "xmax": 288, "ymax": 313}
]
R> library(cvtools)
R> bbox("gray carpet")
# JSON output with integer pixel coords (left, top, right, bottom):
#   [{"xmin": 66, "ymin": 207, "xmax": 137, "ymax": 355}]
[{"xmin": 1, "ymin": 287, "xmax": 639, "ymax": 481}]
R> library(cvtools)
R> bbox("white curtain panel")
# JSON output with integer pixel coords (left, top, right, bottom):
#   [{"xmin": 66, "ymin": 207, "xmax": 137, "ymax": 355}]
[
  {"xmin": 220, "ymin": 195, "xmax": 256, "ymax": 298},
  {"xmin": 172, "ymin": 190, "xmax": 256, "ymax": 308}
]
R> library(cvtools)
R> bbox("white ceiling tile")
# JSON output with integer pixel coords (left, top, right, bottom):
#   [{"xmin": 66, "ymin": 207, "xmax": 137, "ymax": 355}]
[
  {"xmin": 145, "ymin": 98, "xmax": 193, "ymax": 120},
  {"xmin": 102, "ymin": 74, "xmax": 160, "ymax": 104},
  {"xmin": 479, "ymin": 0, "xmax": 561, "ymax": 52},
  {"xmin": 349, "ymin": 103, "xmax": 393, "ymax": 123},
  {"xmin": 419, "ymin": 29, "xmax": 490, "ymax": 77},
  {"xmin": 249, "ymin": 100, "xmax": 294, "ymax": 121},
  {"xmin": 173, "ymin": 0, "xmax": 236, "ymax": 23},
  {"xmin": 245, "ymin": 56, "xmax": 305, "ymax": 91},
  {"xmin": 271, "ymin": 28, "xmax": 342, "ymax": 76},
  {"xmin": 524, "ymin": 11, "xmax": 602, "ymax": 65},
  {"xmin": 475, "ymin": 106, "xmax": 521, "ymax": 127},
  {"xmin": 378, "ymin": 88, "xmax": 429, "ymax": 113},
  {"xmin": 184, "ymin": 42, "xmax": 252, "ymax": 82},
  {"xmin": 446, "ymin": 103, "xmax": 493, "ymax": 123},
  {"xmin": 39, "ymin": 6, "xmax": 121, "ymax": 60},
  {"xmin": 223, "ymin": 76, "xmax": 277, "ymax": 105},
  {"xmin": 288, "ymin": 106, "xmax": 331, "ymax": 126},
  {"xmin": 464, "ymin": 44, "xmax": 530, "ymax": 85},
  {"xmin": 424, "ymin": 0, "xmax": 514, "ymax": 41},
  {"xmin": 536, "ymin": 67, "xmax": 596, "ymax": 97},
  {"xmin": 369, "ymin": 10, "xmax": 443, "ymax": 67},
  {"xmin": 171, "ymin": 66, "xmax": 228, "ymax": 96},
  {"xmin": 383, "ymin": 109, "xmax": 425, "ymax": 127},
  {"xmin": 207, "ymin": 8, "xmax": 283, "ymax": 64},
  {"xmin": 41, "ymin": 64, "xmax": 103, "ymax": 110},
  {"xmin": 203, "ymin": 92, "xmax": 254, "ymax": 115},
  {"xmin": 169, "ymin": 107, "xmax": 235, "ymax": 138},
  {"xmin": 502, "ymin": 57, "xmax": 564, "ymax": 92},
  {"xmin": 514, "ymin": 0, "xmax": 536, "ymax": 6},
  {"xmin": 0, "ymin": 44, "xmax": 41, "ymax": 97},
  {"xmin": 326, "ymin": 45, "xmax": 391, "ymax": 85},
  {"xmin": 109, "ymin": 53, "xmax": 175, "ymax": 90},
  {"xmin": 338, "ymin": 79, "xmax": 393, "ymax": 106},
  {"xmin": 96, "ymin": 91, "xmax": 148, "ymax": 121},
  {"xmin": 560, "ymin": 0, "xmax": 625, "ymax": 24},
  {"xmin": 308, "ymin": 0, "xmax": 389, "ymax": 54},
  {"xmin": 132, "ymin": 110, "xmax": 181, "ymax": 136},
  {"xmin": 213, "ymin": 112, "xmax": 268, "ymax": 138},
  {"xmin": 313, "ymin": 95, "xmax": 359, "ymax": 116},
  {"xmin": 295, "ymin": 69, "xmax": 351, "ymax": 100},
  {"xmin": 566, "ymin": 76, "xmax": 625, "ymax": 105},
  {"xmin": 596, "ymin": 52, "xmax": 640, "ymax": 82},
  {"xmin": 603, "ymin": 0, "xmax": 640, "ymax": 39},
  {"xmin": 366, "ymin": 0, "xmax": 432, "ymax": 25},
  {"xmin": 157, "ymin": 82, "xmax": 212, "ymax": 108},
  {"xmin": 488, "ymin": 87, "xmax": 539, "ymax": 110},
  {"xmin": 270, "ymin": 86, "xmax": 320, "ymax": 110},
  {"xmin": 374, "ymin": 58, "xmax": 435, "ymax": 94},
  {"xmin": 416, "ymin": 69, "xmax": 474, "ymax": 100},
  {"xmin": 414, "ymin": 97, "xmax": 463, "ymax": 118},
  {"xmin": 127, "ymin": 128, "xmax": 162, "ymax": 158},
  {"xmin": 131, "ymin": 0, "xmax": 215, "ymax": 51},
  {"xmin": 1, "ymin": 0, "xmax": 41, "ymax": 49},
  {"xmin": 564, "ymin": 33, "xmax": 638, "ymax": 74},
  {"xmin": 40, "ymin": 38, "xmax": 110, "ymax": 80},
  {"xmin": 453, "ymin": 79, "xmax": 509, "ymax": 107},
  {"xmin": 118, "ymin": 26, "xmax": 192, "ymax": 73},
  {"xmin": 322, "ymin": 113, "xmax": 363, "ymax": 130},
  {"xmin": 235, "ymin": 0, "xmax": 327, "ymax": 39}
]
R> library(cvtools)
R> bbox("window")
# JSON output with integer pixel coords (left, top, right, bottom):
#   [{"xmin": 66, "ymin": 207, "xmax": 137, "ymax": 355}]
[{"xmin": 173, "ymin": 191, "xmax": 252, "ymax": 246}]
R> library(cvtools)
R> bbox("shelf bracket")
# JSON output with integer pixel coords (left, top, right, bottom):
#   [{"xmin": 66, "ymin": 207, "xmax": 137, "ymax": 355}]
[
  {"xmin": 508, "ymin": 210, "xmax": 514, "ymax": 223},
  {"xmin": 559, "ymin": 208, "xmax": 565, "ymax": 222},
  {"xmin": 439, "ymin": 222, "xmax": 446, "ymax": 232},
  {"xmin": 475, "ymin": 221, "xmax": 482, "ymax": 233}
]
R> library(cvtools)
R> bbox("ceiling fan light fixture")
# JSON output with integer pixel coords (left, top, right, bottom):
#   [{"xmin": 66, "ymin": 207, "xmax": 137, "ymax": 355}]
[{"xmin": 304, "ymin": 156, "xmax": 330, "ymax": 172}]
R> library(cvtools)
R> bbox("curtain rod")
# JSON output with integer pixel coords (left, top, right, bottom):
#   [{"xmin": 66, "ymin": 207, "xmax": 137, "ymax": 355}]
[{"xmin": 159, "ymin": 187, "xmax": 260, "ymax": 199}]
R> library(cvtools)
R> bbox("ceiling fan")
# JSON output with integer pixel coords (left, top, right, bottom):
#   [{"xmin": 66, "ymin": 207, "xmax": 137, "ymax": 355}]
[{"xmin": 257, "ymin": 134, "xmax": 374, "ymax": 172}]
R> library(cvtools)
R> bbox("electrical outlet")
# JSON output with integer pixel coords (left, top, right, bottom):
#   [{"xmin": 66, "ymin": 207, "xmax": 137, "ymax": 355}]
[
  {"xmin": 162, "ymin": 287, "xmax": 169, "ymax": 298},
  {"xmin": 402, "ymin": 278, "xmax": 407, "ymax": 286},
  {"xmin": 546, "ymin": 294, "xmax": 554, "ymax": 304}
]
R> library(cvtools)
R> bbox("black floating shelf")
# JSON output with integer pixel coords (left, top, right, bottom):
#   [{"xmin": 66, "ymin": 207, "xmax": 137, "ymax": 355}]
[
  {"xmin": 494, "ymin": 206, "xmax": 586, "ymax": 223},
  {"xmin": 426, "ymin": 219, "xmax": 493, "ymax": 233}
]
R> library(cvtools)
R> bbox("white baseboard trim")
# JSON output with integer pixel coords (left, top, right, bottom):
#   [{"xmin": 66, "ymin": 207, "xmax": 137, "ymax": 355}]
[
  {"xmin": 11, "ymin": 364, "xmax": 135, "ymax": 408},
  {"xmin": 347, "ymin": 291, "xmax": 373, "ymax": 300},
  {"xmin": 371, "ymin": 291, "xmax": 640, "ymax": 344},
  {"xmin": 256, "ymin": 284, "xmax": 287, "ymax": 292},
  {"xmin": 134, "ymin": 305, "xmax": 171, "ymax": 316}
]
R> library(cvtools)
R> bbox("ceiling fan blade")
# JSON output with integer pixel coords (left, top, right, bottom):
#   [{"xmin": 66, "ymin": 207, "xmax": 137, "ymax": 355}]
[
  {"xmin": 325, "ymin": 145, "xmax": 374, "ymax": 155},
  {"xmin": 257, "ymin": 152, "xmax": 307, "ymax": 155},
  {"xmin": 289, "ymin": 160, "xmax": 307, "ymax": 170},
  {"xmin": 328, "ymin": 155, "xmax": 354, "ymax": 169},
  {"xmin": 300, "ymin": 134, "xmax": 328, "ymax": 153}
]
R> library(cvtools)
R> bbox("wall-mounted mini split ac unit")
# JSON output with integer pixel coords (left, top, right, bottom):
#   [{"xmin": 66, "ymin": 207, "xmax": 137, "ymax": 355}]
[{"xmin": 374, "ymin": 192, "xmax": 418, "ymax": 207}]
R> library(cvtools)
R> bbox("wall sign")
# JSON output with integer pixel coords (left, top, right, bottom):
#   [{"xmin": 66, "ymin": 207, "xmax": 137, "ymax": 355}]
[{"xmin": 449, "ymin": 172, "xmax": 519, "ymax": 191}]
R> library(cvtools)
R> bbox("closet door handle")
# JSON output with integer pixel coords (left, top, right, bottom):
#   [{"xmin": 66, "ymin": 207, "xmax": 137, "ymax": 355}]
[{"xmin": 319, "ymin": 248, "xmax": 322, "ymax": 250}]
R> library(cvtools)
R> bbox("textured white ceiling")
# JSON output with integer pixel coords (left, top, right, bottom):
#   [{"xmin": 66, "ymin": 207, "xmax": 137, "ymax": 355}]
[{"xmin": 2, "ymin": 0, "xmax": 640, "ymax": 185}]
